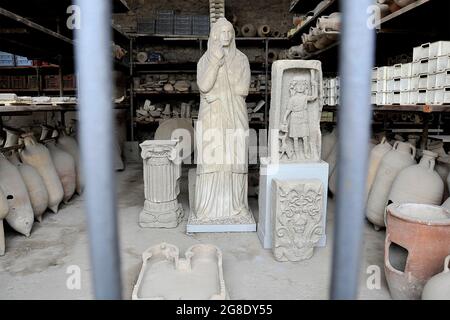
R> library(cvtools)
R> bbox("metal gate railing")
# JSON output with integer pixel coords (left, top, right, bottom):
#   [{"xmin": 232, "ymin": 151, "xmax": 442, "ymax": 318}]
[{"xmin": 74, "ymin": 0, "xmax": 375, "ymax": 300}]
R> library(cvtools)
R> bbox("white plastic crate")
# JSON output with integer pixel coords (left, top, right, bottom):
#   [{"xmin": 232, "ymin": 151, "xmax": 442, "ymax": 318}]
[
  {"xmin": 372, "ymin": 68, "xmax": 378, "ymax": 80},
  {"xmin": 431, "ymin": 87, "xmax": 450, "ymax": 105},
  {"xmin": 377, "ymin": 66, "xmax": 389, "ymax": 80},
  {"xmin": 377, "ymin": 79, "xmax": 387, "ymax": 92},
  {"xmin": 436, "ymin": 70, "xmax": 450, "ymax": 88},
  {"xmin": 436, "ymin": 55, "xmax": 450, "ymax": 73},
  {"xmin": 428, "ymin": 58, "xmax": 438, "ymax": 74},
  {"xmin": 427, "ymin": 73, "xmax": 437, "ymax": 89},
  {"xmin": 418, "ymin": 74, "xmax": 428, "ymax": 89},
  {"xmin": 387, "ymin": 64, "xmax": 402, "ymax": 79},
  {"xmin": 400, "ymin": 91, "xmax": 410, "ymax": 104},
  {"xmin": 400, "ymin": 78, "xmax": 412, "ymax": 92},
  {"xmin": 429, "ymin": 41, "xmax": 450, "ymax": 58},
  {"xmin": 376, "ymin": 92, "xmax": 388, "ymax": 105},
  {"xmin": 371, "ymin": 92, "xmax": 377, "ymax": 105},
  {"xmin": 411, "ymin": 77, "xmax": 419, "ymax": 91},
  {"xmin": 401, "ymin": 63, "xmax": 412, "ymax": 78},
  {"xmin": 371, "ymin": 80, "xmax": 377, "ymax": 92},
  {"xmin": 412, "ymin": 59, "xmax": 429, "ymax": 76},
  {"xmin": 410, "ymin": 89, "xmax": 427, "ymax": 104},
  {"xmin": 413, "ymin": 43, "xmax": 431, "ymax": 61},
  {"xmin": 387, "ymin": 91, "xmax": 401, "ymax": 105},
  {"xmin": 387, "ymin": 78, "xmax": 401, "ymax": 92}
]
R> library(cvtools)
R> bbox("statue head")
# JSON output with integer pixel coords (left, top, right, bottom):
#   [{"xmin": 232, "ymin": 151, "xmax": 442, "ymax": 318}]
[
  {"xmin": 209, "ymin": 18, "xmax": 236, "ymax": 49},
  {"xmin": 290, "ymin": 78, "xmax": 310, "ymax": 96}
]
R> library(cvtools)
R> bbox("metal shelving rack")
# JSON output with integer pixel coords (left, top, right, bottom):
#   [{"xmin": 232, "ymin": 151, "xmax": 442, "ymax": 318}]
[
  {"xmin": 289, "ymin": 0, "xmax": 449, "ymax": 146},
  {"xmin": 127, "ymin": 34, "xmax": 290, "ymax": 140},
  {"xmin": 0, "ymin": 0, "xmax": 131, "ymax": 134}
]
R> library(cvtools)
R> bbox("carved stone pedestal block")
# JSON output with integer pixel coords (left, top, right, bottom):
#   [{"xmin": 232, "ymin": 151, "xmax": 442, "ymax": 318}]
[
  {"xmin": 139, "ymin": 140, "xmax": 183, "ymax": 228},
  {"xmin": 272, "ymin": 179, "xmax": 324, "ymax": 262},
  {"xmin": 257, "ymin": 158, "xmax": 328, "ymax": 249}
]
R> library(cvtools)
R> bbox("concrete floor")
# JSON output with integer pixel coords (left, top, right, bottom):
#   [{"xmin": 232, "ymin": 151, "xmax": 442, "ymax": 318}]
[{"xmin": 0, "ymin": 163, "xmax": 391, "ymax": 300}]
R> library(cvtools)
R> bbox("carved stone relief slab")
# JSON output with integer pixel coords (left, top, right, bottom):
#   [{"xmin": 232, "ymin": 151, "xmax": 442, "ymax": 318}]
[
  {"xmin": 269, "ymin": 60, "xmax": 324, "ymax": 163},
  {"xmin": 139, "ymin": 140, "xmax": 183, "ymax": 228},
  {"xmin": 272, "ymin": 179, "xmax": 324, "ymax": 262}
]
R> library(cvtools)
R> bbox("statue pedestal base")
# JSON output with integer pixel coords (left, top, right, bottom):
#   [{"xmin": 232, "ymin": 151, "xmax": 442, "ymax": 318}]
[
  {"xmin": 186, "ymin": 213, "xmax": 256, "ymax": 233},
  {"xmin": 187, "ymin": 168, "xmax": 256, "ymax": 233},
  {"xmin": 258, "ymin": 158, "xmax": 329, "ymax": 249},
  {"xmin": 139, "ymin": 199, "xmax": 183, "ymax": 228}
]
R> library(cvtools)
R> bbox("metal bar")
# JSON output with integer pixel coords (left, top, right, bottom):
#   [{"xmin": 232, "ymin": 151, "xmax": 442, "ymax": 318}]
[
  {"xmin": 0, "ymin": 7, "xmax": 73, "ymax": 44},
  {"xmin": 74, "ymin": 0, "xmax": 122, "ymax": 299},
  {"xmin": 264, "ymin": 39, "xmax": 269, "ymax": 129},
  {"xmin": 129, "ymin": 37, "xmax": 134, "ymax": 141},
  {"xmin": 58, "ymin": 56, "xmax": 64, "ymax": 97},
  {"xmin": 331, "ymin": 0, "xmax": 376, "ymax": 299}
]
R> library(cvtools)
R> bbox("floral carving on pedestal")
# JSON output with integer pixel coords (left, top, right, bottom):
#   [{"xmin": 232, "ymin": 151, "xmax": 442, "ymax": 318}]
[{"xmin": 272, "ymin": 179, "xmax": 324, "ymax": 262}]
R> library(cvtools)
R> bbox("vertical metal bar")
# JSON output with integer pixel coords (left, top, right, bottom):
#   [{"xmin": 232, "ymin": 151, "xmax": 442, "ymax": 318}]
[
  {"xmin": 129, "ymin": 37, "xmax": 134, "ymax": 141},
  {"xmin": 264, "ymin": 39, "xmax": 269, "ymax": 129},
  {"xmin": 74, "ymin": 0, "xmax": 122, "ymax": 299},
  {"xmin": 331, "ymin": 0, "xmax": 376, "ymax": 299}
]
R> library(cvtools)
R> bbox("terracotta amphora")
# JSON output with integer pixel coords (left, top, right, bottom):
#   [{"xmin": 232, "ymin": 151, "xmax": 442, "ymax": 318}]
[
  {"xmin": 366, "ymin": 137, "xmax": 392, "ymax": 200},
  {"xmin": 8, "ymin": 151, "xmax": 49, "ymax": 222},
  {"xmin": 367, "ymin": 142, "xmax": 416, "ymax": 229},
  {"xmin": 388, "ymin": 150, "xmax": 444, "ymax": 207},
  {"xmin": 0, "ymin": 188, "xmax": 9, "ymax": 255},
  {"xmin": 20, "ymin": 133, "xmax": 63, "ymax": 213},
  {"xmin": 55, "ymin": 129, "xmax": 83, "ymax": 195},
  {"xmin": 0, "ymin": 154, "xmax": 34, "ymax": 236},
  {"xmin": 45, "ymin": 140, "xmax": 76, "ymax": 204}
]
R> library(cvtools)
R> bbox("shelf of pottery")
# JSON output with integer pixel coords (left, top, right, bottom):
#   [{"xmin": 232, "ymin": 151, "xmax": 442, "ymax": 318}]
[
  {"xmin": 372, "ymin": 41, "xmax": 450, "ymax": 106},
  {"xmin": 285, "ymin": 10, "xmax": 340, "ymax": 59}
]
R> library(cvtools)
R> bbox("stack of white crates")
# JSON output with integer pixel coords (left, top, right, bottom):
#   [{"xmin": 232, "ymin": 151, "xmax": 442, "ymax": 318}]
[
  {"xmin": 372, "ymin": 41, "xmax": 450, "ymax": 106},
  {"xmin": 323, "ymin": 77, "xmax": 340, "ymax": 106}
]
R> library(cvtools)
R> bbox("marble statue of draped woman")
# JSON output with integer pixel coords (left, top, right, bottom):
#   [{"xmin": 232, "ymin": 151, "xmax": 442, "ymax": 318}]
[{"xmin": 194, "ymin": 18, "xmax": 251, "ymax": 221}]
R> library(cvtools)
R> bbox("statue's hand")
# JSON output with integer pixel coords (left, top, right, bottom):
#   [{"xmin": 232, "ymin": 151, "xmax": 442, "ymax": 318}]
[
  {"xmin": 211, "ymin": 42, "xmax": 225, "ymax": 61},
  {"xmin": 280, "ymin": 123, "xmax": 288, "ymax": 132}
]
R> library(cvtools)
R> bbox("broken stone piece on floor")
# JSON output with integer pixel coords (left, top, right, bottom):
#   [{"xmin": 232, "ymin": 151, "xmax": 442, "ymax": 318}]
[
  {"xmin": 272, "ymin": 178, "xmax": 325, "ymax": 262},
  {"xmin": 132, "ymin": 242, "xmax": 227, "ymax": 300}
]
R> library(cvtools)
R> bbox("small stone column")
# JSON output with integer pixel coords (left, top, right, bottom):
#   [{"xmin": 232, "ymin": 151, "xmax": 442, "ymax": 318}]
[{"xmin": 139, "ymin": 140, "xmax": 183, "ymax": 228}]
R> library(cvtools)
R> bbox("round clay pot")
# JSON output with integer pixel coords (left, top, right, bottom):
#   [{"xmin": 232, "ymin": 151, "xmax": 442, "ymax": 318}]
[
  {"xmin": 20, "ymin": 133, "xmax": 64, "ymax": 213},
  {"xmin": 56, "ymin": 130, "xmax": 83, "ymax": 195},
  {"xmin": 257, "ymin": 25, "xmax": 270, "ymax": 37},
  {"xmin": 0, "ymin": 188, "xmax": 9, "ymax": 256},
  {"xmin": 422, "ymin": 255, "xmax": 450, "ymax": 300},
  {"xmin": 46, "ymin": 141, "xmax": 76, "ymax": 204},
  {"xmin": 241, "ymin": 24, "xmax": 256, "ymax": 37},
  {"xmin": 385, "ymin": 203, "xmax": 450, "ymax": 300},
  {"xmin": 8, "ymin": 151, "xmax": 49, "ymax": 222},
  {"xmin": 367, "ymin": 141, "xmax": 416, "ymax": 229},
  {"xmin": 388, "ymin": 150, "xmax": 444, "ymax": 207},
  {"xmin": 0, "ymin": 154, "xmax": 34, "ymax": 236},
  {"xmin": 366, "ymin": 137, "xmax": 392, "ymax": 200}
]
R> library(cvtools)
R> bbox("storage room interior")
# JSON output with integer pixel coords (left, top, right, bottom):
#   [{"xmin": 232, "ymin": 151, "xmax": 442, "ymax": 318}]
[{"xmin": 0, "ymin": 0, "xmax": 449, "ymax": 300}]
